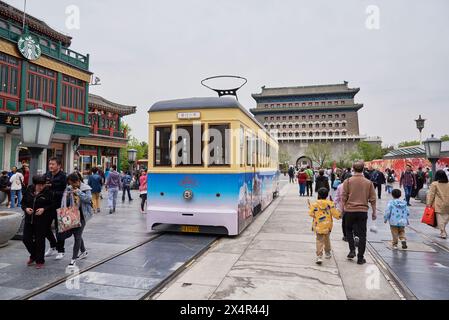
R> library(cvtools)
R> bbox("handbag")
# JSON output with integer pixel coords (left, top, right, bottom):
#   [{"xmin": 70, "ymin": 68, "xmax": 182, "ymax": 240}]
[
  {"xmin": 57, "ymin": 191, "xmax": 81, "ymax": 233},
  {"xmin": 421, "ymin": 206, "xmax": 437, "ymax": 228}
]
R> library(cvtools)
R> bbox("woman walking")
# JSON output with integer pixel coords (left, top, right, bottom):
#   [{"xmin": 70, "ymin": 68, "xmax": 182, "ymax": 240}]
[
  {"xmin": 139, "ymin": 170, "xmax": 148, "ymax": 214},
  {"xmin": 427, "ymin": 170, "xmax": 449, "ymax": 239},
  {"xmin": 21, "ymin": 175, "xmax": 54, "ymax": 269},
  {"xmin": 297, "ymin": 169, "xmax": 308, "ymax": 196},
  {"xmin": 58, "ymin": 173, "xmax": 93, "ymax": 268}
]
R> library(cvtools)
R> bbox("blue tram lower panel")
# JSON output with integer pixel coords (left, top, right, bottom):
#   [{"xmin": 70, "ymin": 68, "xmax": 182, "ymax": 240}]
[{"xmin": 146, "ymin": 171, "xmax": 279, "ymax": 235}]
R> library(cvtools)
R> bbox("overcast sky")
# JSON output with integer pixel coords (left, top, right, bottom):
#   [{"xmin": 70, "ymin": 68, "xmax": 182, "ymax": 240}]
[{"xmin": 7, "ymin": 0, "xmax": 449, "ymax": 146}]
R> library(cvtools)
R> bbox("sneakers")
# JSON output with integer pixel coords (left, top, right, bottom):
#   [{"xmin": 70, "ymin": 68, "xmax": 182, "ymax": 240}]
[
  {"xmin": 109, "ymin": 209, "xmax": 113, "ymax": 214},
  {"xmin": 45, "ymin": 248, "xmax": 58, "ymax": 257},
  {"xmin": 27, "ymin": 258, "xmax": 35, "ymax": 266},
  {"xmin": 77, "ymin": 251, "xmax": 88, "ymax": 260},
  {"xmin": 347, "ymin": 251, "xmax": 356, "ymax": 260},
  {"xmin": 401, "ymin": 241, "xmax": 408, "ymax": 249},
  {"xmin": 67, "ymin": 259, "xmax": 77, "ymax": 269},
  {"xmin": 316, "ymin": 257, "xmax": 323, "ymax": 265},
  {"xmin": 342, "ymin": 236, "xmax": 347, "ymax": 242},
  {"xmin": 392, "ymin": 244, "xmax": 398, "ymax": 250},
  {"xmin": 357, "ymin": 258, "xmax": 367, "ymax": 265},
  {"xmin": 325, "ymin": 252, "xmax": 332, "ymax": 259},
  {"xmin": 97, "ymin": 208, "xmax": 101, "ymax": 213},
  {"xmin": 55, "ymin": 252, "xmax": 65, "ymax": 260},
  {"xmin": 35, "ymin": 263, "xmax": 45, "ymax": 269}
]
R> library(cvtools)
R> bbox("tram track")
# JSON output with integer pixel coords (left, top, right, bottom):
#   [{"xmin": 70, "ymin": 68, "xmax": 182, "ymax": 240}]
[
  {"xmin": 17, "ymin": 233, "xmax": 164, "ymax": 300},
  {"xmin": 365, "ymin": 206, "xmax": 449, "ymax": 301}
]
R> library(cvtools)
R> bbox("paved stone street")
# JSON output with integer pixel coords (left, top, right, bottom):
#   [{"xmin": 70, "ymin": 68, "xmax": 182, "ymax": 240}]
[
  {"xmin": 153, "ymin": 181, "xmax": 400, "ymax": 300},
  {"xmin": 0, "ymin": 189, "xmax": 152, "ymax": 300}
]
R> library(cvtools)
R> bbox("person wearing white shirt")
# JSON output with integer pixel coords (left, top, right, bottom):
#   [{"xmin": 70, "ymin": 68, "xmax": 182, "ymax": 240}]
[{"xmin": 9, "ymin": 167, "xmax": 24, "ymax": 208}]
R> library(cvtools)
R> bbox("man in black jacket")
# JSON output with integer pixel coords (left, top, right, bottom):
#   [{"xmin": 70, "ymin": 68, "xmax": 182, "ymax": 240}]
[
  {"xmin": 315, "ymin": 169, "xmax": 330, "ymax": 193},
  {"xmin": 370, "ymin": 168, "xmax": 386, "ymax": 200},
  {"xmin": 43, "ymin": 157, "xmax": 67, "ymax": 259}
]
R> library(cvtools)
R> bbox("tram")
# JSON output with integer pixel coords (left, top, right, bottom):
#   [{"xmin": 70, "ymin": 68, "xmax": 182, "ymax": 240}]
[{"xmin": 146, "ymin": 96, "xmax": 280, "ymax": 235}]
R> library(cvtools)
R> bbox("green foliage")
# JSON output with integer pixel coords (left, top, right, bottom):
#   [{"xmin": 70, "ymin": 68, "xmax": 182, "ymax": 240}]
[
  {"xmin": 398, "ymin": 140, "xmax": 420, "ymax": 148},
  {"xmin": 278, "ymin": 149, "xmax": 291, "ymax": 172},
  {"xmin": 119, "ymin": 122, "xmax": 149, "ymax": 171},
  {"xmin": 350, "ymin": 141, "xmax": 386, "ymax": 162},
  {"xmin": 304, "ymin": 143, "xmax": 331, "ymax": 168},
  {"xmin": 441, "ymin": 135, "xmax": 449, "ymax": 142}
]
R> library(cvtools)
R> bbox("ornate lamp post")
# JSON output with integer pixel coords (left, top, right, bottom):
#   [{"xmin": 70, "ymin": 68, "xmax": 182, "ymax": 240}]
[
  {"xmin": 127, "ymin": 148, "xmax": 137, "ymax": 186},
  {"xmin": 423, "ymin": 134, "xmax": 442, "ymax": 183},
  {"xmin": 415, "ymin": 115, "xmax": 426, "ymax": 143},
  {"xmin": 18, "ymin": 109, "xmax": 57, "ymax": 184}
]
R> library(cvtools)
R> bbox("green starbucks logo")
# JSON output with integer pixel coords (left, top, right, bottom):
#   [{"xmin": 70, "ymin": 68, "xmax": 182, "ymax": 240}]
[{"xmin": 17, "ymin": 33, "xmax": 42, "ymax": 61}]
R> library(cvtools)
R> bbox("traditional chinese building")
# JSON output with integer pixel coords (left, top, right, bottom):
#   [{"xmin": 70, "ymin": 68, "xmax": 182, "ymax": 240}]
[
  {"xmin": 251, "ymin": 82, "xmax": 381, "ymax": 167},
  {"xmin": 76, "ymin": 94, "xmax": 136, "ymax": 175},
  {"xmin": 0, "ymin": 1, "xmax": 91, "ymax": 173}
]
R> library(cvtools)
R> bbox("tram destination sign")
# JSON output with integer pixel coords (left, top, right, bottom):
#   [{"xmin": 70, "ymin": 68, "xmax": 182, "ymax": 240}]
[
  {"xmin": 177, "ymin": 112, "xmax": 201, "ymax": 120},
  {"xmin": 0, "ymin": 114, "xmax": 21, "ymax": 127}
]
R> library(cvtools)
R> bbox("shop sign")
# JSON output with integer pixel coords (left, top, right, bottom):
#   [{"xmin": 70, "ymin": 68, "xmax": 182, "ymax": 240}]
[
  {"xmin": 17, "ymin": 33, "xmax": 42, "ymax": 61},
  {"xmin": 0, "ymin": 114, "xmax": 21, "ymax": 127}
]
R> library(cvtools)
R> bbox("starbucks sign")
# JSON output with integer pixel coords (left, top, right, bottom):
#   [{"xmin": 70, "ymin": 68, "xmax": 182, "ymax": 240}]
[{"xmin": 17, "ymin": 33, "xmax": 42, "ymax": 61}]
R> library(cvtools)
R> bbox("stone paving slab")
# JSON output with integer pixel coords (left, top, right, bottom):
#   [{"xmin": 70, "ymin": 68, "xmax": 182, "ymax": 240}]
[{"xmin": 156, "ymin": 181, "xmax": 400, "ymax": 300}]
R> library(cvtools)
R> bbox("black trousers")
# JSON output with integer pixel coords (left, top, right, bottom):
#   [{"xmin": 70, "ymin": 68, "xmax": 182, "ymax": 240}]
[
  {"xmin": 345, "ymin": 212, "xmax": 368, "ymax": 259},
  {"xmin": 374, "ymin": 184, "xmax": 382, "ymax": 199},
  {"xmin": 306, "ymin": 181, "xmax": 313, "ymax": 196},
  {"xmin": 342, "ymin": 213, "xmax": 360, "ymax": 238},
  {"xmin": 57, "ymin": 219, "xmax": 86, "ymax": 259},
  {"xmin": 23, "ymin": 221, "xmax": 47, "ymax": 264},
  {"xmin": 140, "ymin": 193, "xmax": 147, "ymax": 211},
  {"xmin": 122, "ymin": 186, "xmax": 132, "ymax": 201}
]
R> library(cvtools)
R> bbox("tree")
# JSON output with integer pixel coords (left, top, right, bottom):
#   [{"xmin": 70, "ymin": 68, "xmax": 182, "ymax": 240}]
[
  {"xmin": 441, "ymin": 135, "xmax": 449, "ymax": 142},
  {"xmin": 305, "ymin": 143, "xmax": 331, "ymax": 168},
  {"xmin": 398, "ymin": 140, "xmax": 420, "ymax": 148},
  {"xmin": 351, "ymin": 141, "xmax": 385, "ymax": 162},
  {"xmin": 119, "ymin": 122, "xmax": 149, "ymax": 171},
  {"xmin": 278, "ymin": 149, "xmax": 291, "ymax": 172}
]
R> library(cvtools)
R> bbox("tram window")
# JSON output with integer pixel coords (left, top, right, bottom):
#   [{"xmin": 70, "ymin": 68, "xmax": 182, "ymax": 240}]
[
  {"xmin": 246, "ymin": 134, "xmax": 254, "ymax": 166},
  {"xmin": 176, "ymin": 125, "xmax": 204, "ymax": 166},
  {"xmin": 208, "ymin": 124, "xmax": 230, "ymax": 166},
  {"xmin": 154, "ymin": 126, "xmax": 172, "ymax": 166}
]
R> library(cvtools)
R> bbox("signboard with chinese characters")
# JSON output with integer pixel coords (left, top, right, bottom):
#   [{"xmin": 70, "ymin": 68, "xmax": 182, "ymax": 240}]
[
  {"xmin": 0, "ymin": 114, "xmax": 21, "ymax": 127},
  {"xmin": 177, "ymin": 112, "xmax": 201, "ymax": 120}
]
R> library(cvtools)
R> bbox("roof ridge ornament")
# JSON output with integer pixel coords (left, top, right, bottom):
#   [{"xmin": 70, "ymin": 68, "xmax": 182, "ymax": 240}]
[{"xmin": 201, "ymin": 75, "xmax": 247, "ymax": 100}]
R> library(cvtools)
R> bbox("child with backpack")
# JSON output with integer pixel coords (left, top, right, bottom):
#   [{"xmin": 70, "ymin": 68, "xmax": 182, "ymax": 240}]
[
  {"xmin": 384, "ymin": 189, "xmax": 409, "ymax": 250},
  {"xmin": 308, "ymin": 187, "xmax": 342, "ymax": 265}
]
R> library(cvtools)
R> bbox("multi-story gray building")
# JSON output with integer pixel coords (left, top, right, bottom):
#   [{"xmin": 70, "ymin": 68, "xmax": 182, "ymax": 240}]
[{"xmin": 250, "ymin": 82, "xmax": 378, "ymax": 167}]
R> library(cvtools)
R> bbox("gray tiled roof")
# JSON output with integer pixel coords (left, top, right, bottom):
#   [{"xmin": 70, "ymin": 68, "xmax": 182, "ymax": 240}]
[{"xmin": 384, "ymin": 141, "xmax": 449, "ymax": 159}]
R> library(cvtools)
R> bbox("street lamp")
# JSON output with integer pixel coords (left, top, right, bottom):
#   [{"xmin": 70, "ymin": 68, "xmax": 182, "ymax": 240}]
[
  {"xmin": 18, "ymin": 109, "xmax": 57, "ymax": 184},
  {"xmin": 127, "ymin": 148, "xmax": 137, "ymax": 185},
  {"xmin": 423, "ymin": 134, "xmax": 442, "ymax": 183},
  {"xmin": 415, "ymin": 115, "xmax": 426, "ymax": 143}
]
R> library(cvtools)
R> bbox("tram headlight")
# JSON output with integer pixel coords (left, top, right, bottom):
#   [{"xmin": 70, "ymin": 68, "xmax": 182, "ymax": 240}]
[{"xmin": 183, "ymin": 189, "xmax": 193, "ymax": 200}]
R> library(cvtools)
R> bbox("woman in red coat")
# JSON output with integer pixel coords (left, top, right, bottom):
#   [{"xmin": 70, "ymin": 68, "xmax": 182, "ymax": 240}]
[{"xmin": 298, "ymin": 169, "xmax": 308, "ymax": 196}]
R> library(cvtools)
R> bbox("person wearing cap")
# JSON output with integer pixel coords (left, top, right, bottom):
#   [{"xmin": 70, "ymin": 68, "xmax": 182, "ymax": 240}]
[{"xmin": 21, "ymin": 175, "xmax": 54, "ymax": 269}]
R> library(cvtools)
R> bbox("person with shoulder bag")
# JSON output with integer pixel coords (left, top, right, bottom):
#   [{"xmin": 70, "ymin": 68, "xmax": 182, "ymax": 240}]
[
  {"xmin": 57, "ymin": 173, "xmax": 93, "ymax": 269},
  {"xmin": 9, "ymin": 167, "xmax": 24, "ymax": 208},
  {"xmin": 427, "ymin": 170, "xmax": 449, "ymax": 239}
]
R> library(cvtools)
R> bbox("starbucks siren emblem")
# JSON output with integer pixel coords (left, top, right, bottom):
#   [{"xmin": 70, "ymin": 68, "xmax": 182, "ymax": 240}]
[{"xmin": 17, "ymin": 34, "xmax": 42, "ymax": 61}]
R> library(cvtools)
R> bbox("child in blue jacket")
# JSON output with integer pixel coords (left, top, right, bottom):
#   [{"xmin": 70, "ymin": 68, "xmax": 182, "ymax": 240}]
[{"xmin": 384, "ymin": 189, "xmax": 410, "ymax": 249}]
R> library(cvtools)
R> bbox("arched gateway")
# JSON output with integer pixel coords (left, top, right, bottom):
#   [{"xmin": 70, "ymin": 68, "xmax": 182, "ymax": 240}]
[{"xmin": 296, "ymin": 156, "xmax": 312, "ymax": 168}]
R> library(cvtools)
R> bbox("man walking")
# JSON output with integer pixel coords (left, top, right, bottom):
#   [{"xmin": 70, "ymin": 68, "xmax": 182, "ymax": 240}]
[
  {"xmin": 342, "ymin": 161, "xmax": 377, "ymax": 265},
  {"xmin": 414, "ymin": 167, "xmax": 426, "ymax": 198},
  {"xmin": 121, "ymin": 171, "xmax": 133, "ymax": 202},
  {"xmin": 288, "ymin": 166, "xmax": 295, "ymax": 184},
  {"xmin": 88, "ymin": 167, "xmax": 103, "ymax": 213},
  {"xmin": 370, "ymin": 168, "xmax": 386, "ymax": 200},
  {"xmin": 305, "ymin": 165, "xmax": 314, "ymax": 197},
  {"xmin": 43, "ymin": 157, "xmax": 67, "ymax": 260},
  {"xmin": 105, "ymin": 165, "xmax": 120, "ymax": 214},
  {"xmin": 400, "ymin": 165, "xmax": 416, "ymax": 206}
]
